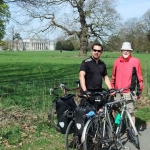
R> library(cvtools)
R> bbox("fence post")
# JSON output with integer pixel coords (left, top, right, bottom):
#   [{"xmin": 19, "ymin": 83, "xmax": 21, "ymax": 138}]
[{"xmin": 144, "ymin": 60, "xmax": 148, "ymax": 96}]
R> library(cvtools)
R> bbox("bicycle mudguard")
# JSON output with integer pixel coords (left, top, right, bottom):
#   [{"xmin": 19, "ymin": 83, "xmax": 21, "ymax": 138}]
[{"xmin": 81, "ymin": 118, "xmax": 93, "ymax": 143}]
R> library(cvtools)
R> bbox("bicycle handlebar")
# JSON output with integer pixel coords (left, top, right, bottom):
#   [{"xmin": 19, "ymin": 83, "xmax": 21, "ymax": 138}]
[
  {"xmin": 114, "ymin": 87, "xmax": 130, "ymax": 96},
  {"xmin": 50, "ymin": 80, "xmax": 80, "ymax": 96},
  {"xmin": 50, "ymin": 87, "xmax": 59, "ymax": 96},
  {"xmin": 79, "ymin": 89, "xmax": 109, "ymax": 98},
  {"xmin": 117, "ymin": 87, "xmax": 130, "ymax": 92}
]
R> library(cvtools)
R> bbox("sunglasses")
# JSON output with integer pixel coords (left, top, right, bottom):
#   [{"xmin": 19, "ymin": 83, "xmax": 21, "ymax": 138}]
[{"xmin": 92, "ymin": 49, "xmax": 102, "ymax": 53}]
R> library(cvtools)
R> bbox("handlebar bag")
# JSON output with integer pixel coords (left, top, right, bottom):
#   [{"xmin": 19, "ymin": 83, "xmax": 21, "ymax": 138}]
[{"xmin": 89, "ymin": 95, "xmax": 104, "ymax": 111}]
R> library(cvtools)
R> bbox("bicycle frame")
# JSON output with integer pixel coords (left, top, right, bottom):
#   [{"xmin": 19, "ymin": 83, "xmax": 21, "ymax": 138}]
[
  {"xmin": 104, "ymin": 96, "xmax": 138, "ymax": 149},
  {"xmin": 104, "ymin": 98, "xmax": 138, "ymax": 136}
]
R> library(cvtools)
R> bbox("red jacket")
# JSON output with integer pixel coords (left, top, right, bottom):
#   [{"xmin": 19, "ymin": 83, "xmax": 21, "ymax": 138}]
[{"xmin": 111, "ymin": 55, "xmax": 143, "ymax": 93}]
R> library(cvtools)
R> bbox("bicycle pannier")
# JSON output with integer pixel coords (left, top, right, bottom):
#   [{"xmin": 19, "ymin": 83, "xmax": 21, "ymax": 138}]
[
  {"xmin": 75, "ymin": 103, "xmax": 95, "ymax": 136},
  {"xmin": 61, "ymin": 94, "xmax": 77, "ymax": 110},
  {"xmin": 56, "ymin": 98, "xmax": 70, "ymax": 134}
]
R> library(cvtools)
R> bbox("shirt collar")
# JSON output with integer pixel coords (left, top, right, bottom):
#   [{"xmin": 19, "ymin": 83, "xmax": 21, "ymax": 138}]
[{"xmin": 91, "ymin": 56, "xmax": 100, "ymax": 63}]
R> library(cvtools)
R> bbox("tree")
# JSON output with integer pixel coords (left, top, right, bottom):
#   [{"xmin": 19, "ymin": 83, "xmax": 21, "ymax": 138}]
[
  {"xmin": 0, "ymin": 0, "xmax": 11, "ymax": 40},
  {"xmin": 6, "ymin": 0, "xmax": 120, "ymax": 55},
  {"xmin": 141, "ymin": 9, "xmax": 150, "ymax": 33},
  {"xmin": 56, "ymin": 41, "xmax": 63, "ymax": 50},
  {"xmin": 105, "ymin": 35, "xmax": 122, "ymax": 51},
  {"xmin": 113, "ymin": 18, "xmax": 147, "ymax": 52},
  {"xmin": 141, "ymin": 9, "xmax": 150, "ymax": 43},
  {"xmin": 56, "ymin": 40, "xmax": 74, "ymax": 51},
  {"xmin": 63, "ymin": 40, "xmax": 74, "ymax": 51},
  {"xmin": 67, "ymin": 35, "xmax": 80, "ymax": 50},
  {"xmin": 147, "ymin": 30, "xmax": 150, "ymax": 42}
]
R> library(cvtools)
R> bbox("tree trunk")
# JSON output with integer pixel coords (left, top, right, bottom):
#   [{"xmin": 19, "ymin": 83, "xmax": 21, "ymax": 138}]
[{"xmin": 79, "ymin": 26, "xmax": 88, "ymax": 56}]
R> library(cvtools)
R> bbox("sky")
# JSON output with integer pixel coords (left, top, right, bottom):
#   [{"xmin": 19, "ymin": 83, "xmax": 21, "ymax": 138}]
[
  {"xmin": 116, "ymin": 0, "xmax": 150, "ymax": 21},
  {"xmin": 5, "ymin": 0, "xmax": 150, "ymax": 40}
]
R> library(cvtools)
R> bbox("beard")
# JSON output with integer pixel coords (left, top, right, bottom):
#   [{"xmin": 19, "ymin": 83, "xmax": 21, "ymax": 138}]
[
  {"xmin": 122, "ymin": 54, "xmax": 129, "ymax": 58},
  {"xmin": 92, "ymin": 54, "xmax": 100, "ymax": 60}
]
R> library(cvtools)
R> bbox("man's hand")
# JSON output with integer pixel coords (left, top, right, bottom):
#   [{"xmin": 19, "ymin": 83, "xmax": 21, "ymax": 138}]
[
  {"xmin": 83, "ymin": 90, "xmax": 91, "ymax": 97},
  {"xmin": 109, "ymin": 88, "xmax": 116, "ymax": 96},
  {"xmin": 136, "ymin": 91, "xmax": 141, "ymax": 99}
]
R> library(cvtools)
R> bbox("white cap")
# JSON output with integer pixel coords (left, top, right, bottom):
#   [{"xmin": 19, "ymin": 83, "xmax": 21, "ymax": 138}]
[{"xmin": 120, "ymin": 42, "xmax": 133, "ymax": 51}]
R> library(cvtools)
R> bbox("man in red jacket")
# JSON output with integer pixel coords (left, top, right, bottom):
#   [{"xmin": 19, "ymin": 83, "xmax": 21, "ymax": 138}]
[{"xmin": 111, "ymin": 42, "xmax": 143, "ymax": 124}]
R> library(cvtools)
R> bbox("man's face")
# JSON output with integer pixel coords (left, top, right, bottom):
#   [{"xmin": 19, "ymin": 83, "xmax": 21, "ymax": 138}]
[
  {"xmin": 91, "ymin": 45, "xmax": 103, "ymax": 59},
  {"xmin": 121, "ymin": 50, "xmax": 131, "ymax": 58}
]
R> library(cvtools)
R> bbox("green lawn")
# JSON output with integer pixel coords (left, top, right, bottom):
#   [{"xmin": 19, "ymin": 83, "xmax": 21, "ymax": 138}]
[
  {"xmin": 0, "ymin": 50, "xmax": 150, "ymax": 149},
  {"xmin": 0, "ymin": 51, "xmax": 149, "ymax": 82}
]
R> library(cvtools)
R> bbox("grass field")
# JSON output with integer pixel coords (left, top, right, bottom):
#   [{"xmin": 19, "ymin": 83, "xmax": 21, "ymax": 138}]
[
  {"xmin": 0, "ymin": 50, "xmax": 150, "ymax": 149},
  {"xmin": 0, "ymin": 50, "xmax": 149, "ymax": 83}
]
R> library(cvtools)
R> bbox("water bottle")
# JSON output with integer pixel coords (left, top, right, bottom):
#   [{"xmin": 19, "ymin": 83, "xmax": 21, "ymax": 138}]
[{"xmin": 115, "ymin": 113, "xmax": 121, "ymax": 125}]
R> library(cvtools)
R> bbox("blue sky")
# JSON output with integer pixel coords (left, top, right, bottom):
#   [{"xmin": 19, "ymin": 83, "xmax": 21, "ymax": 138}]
[
  {"xmin": 116, "ymin": 0, "xmax": 150, "ymax": 21},
  {"xmin": 6, "ymin": 0, "xmax": 150, "ymax": 40}
]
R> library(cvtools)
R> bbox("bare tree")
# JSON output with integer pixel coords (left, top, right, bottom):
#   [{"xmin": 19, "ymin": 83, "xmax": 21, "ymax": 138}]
[
  {"xmin": 5, "ymin": 0, "xmax": 120, "ymax": 55},
  {"xmin": 107, "ymin": 14, "xmax": 150, "ymax": 52},
  {"xmin": 141, "ymin": 9, "xmax": 150, "ymax": 32},
  {"xmin": 141, "ymin": 9, "xmax": 150, "ymax": 42}
]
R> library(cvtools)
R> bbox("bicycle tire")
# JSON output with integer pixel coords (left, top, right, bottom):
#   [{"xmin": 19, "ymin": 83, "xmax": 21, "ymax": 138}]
[
  {"xmin": 125, "ymin": 115, "xmax": 140, "ymax": 149},
  {"xmin": 65, "ymin": 120, "xmax": 82, "ymax": 150},
  {"xmin": 48, "ymin": 100, "xmax": 60, "ymax": 132},
  {"xmin": 83, "ymin": 117, "xmax": 112, "ymax": 150}
]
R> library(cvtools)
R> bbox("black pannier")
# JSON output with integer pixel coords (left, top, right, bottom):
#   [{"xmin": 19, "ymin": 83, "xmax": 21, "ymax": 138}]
[
  {"xmin": 61, "ymin": 94, "xmax": 77, "ymax": 110},
  {"xmin": 75, "ymin": 102, "xmax": 95, "ymax": 136},
  {"xmin": 56, "ymin": 94, "xmax": 77, "ymax": 134}
]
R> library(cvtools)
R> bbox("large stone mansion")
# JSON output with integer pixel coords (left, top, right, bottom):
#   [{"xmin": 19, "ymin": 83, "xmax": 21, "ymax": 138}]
[{"xmin": 12, "ymin": 34, "xmax": 55, "ymax": 51}]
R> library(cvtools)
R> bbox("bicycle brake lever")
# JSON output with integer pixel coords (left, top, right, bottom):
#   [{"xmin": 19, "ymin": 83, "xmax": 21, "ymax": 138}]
[
  {"xmin": 60, "ymin": 83, "xmax": 65, "ymax": 89},
  {"xmin": 50, "ymin": 88, "xmax": 54, "ymax": 95}
]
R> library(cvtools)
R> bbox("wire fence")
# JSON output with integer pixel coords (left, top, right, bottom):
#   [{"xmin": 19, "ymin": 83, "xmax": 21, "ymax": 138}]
[
  {"xmin": 0, "ymin": 78, "xmax": 79, "ymax": 112},
  {"xmin": 0, "ymin": 72, "xmax": 150, "ymax": 113}
]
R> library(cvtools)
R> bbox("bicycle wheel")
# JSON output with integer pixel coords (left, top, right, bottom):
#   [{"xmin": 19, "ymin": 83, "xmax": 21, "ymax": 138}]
[
  {"xmin": 65, "ymin": 120, "xmax": 82, "ymax": 150},
  {"xmin": 125, "ymin": 115, "xmax": 140, "ymax": 149},
  {"xmin": 83, "ymin": 117, "xmax": 112, "ymax": 150},
  {"xmin": 48, "ymin": 100, "xmax": 60, "ymax": 132}
]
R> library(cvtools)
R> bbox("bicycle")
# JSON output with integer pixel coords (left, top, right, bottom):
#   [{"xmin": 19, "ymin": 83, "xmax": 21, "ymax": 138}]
[
  {"xmin": 65, "ymin": 89, "xmax": 110, "ymax": 150},
  {"xmin": 48, "ymin": 81, "xmax": 80, "ymax": 132},
  {"xmin": 80, "ymin": 90, "xmax": 113, "ymax": 150},
  {"xmin": 81, "ymin": 88, "xmax": 140, "ymax": 150}
]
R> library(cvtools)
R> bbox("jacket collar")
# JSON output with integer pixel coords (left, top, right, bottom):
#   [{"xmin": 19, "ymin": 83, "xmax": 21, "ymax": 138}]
[{"xmin": 119, "ymin": 55, "xmax": 132, "ymax": 62}]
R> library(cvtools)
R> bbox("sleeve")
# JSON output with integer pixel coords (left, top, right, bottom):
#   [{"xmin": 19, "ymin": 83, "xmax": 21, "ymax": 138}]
[
  {"xmin": 79, "ymin": 60, "xmax": 87, "ymax": 72},
  {"xmin": 103, "ymin": 63, "xmax": 108, "ymax": 77},
  {"xmin": 136, "ymin": 59, "xmax": 143, "ymax": 92},
  {"xmin": 111, "ymin": 60, "xmax": 117, "ymax": 88}
]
